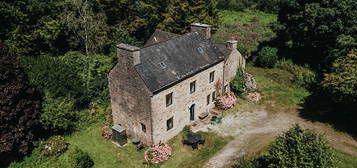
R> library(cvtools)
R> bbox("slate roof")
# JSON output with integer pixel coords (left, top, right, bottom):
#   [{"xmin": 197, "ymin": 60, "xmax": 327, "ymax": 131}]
[
  {"xmin": 135, "ymin": 32, "xmax": 225, "ymax": 93},
  {"xmin": 214, "ymin": 42, "xmax": 232, "ymax": 60},
  {"xmin": 144, "ymin": 29, "xmax": 180, "ymax": 47}
]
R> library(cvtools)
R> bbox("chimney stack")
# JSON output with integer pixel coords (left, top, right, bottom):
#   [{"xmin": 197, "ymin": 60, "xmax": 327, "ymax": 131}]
[
  {"xmin": 190, "ymin": 23, "xmax": 212, "ymax": 39},
  {"xmin": 117, "ymin": 43, "xmax": 140, "ymax": 65},
  {"xmin": 226, "ymin": 40, "xmax": 238, "ymax": 50}
]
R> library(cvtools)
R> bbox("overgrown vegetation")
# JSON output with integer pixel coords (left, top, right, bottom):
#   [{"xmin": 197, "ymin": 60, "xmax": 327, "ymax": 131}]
[
  {"xmin": 234, "ymin": 125, "xmax": 336, "ymax": 168},
  {"xmin": 0, "ymin": 43, "xmax": 41, "ymax": 167},
  {"xmin": 231, "ymin": 68, "xmax": 246, "ymax": 95},
  {"xmin": 255, "ymin": 46, "xmax": 278, "ymax": 68}
]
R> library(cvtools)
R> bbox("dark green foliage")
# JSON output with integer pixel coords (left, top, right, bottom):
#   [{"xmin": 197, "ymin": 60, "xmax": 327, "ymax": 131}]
[
  {"xmin": 230, "ymin": 68, "xmax": 246, "ymax": 95},
  {"xmin": 0, "ymin": 43, "xmax": 41, "ymax": 167},
  {"xmin": 274, "ymin": 0, "xmax": 357, "ymax": 68},
  {"xmin": 68, "ymin": 146, "xmax": 94, "ymax": 168},
  {"xmin": 256, "ymin": 47, "xmax": 278, "ymax": 68},
  {"xmin": 40, "ymin": 95, "xmax": 76, "ymax": 132},
  {"xmin": 254, "ymin": 0, "xmax": 280, "ymax": 14},
  {"xmin": 234, "ymin": 125, "xmax": 336, "ymax": 168},
  {"xmin": 262, "ymin": 125, "xmax": 335, "ymax": 168},
  {"xmin": 322, "ymin": 49, "xmax": 357, "ymax": 104},
  {"xmin": 217, "ymin": 0, "xmax": 254, "ymax": 11},
  {"xmin": 40, "ymin": 136, "xmax": 68, "ymax": 157}
]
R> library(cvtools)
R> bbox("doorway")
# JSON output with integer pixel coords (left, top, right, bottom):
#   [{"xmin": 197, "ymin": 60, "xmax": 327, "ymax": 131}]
[{"xmin": 190, "ymin": 104, "xmax": 195, "ymax": 121}]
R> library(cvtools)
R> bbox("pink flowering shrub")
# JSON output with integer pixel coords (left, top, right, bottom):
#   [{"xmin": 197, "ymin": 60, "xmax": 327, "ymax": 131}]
[
  {"xmin": 246, "ymin": 92, "xmax": 261, "ymax": 102},
  {"xmin": 144, "ymin": 143, "xmax": 172, "ymax": 164},
  {"xmin": 215, "ymin": 92, "xmax": 237, "ymax": 110},
  {"xmin": 244, "ymin": 72, "xmax": 257, "ymax": 92}
]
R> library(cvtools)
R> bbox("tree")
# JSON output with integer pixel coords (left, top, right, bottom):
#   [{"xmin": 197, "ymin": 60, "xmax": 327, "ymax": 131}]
[
  {"xmin": 322, "ymin": 49, "xmax": 357, "ymax": 104},
  {"xmin": 261, "ymin": 125, "xmax": 335, "ymax": 168},
  {"xmin": 0, "ymin": 43, "xmax": 41, "ymax": 166},
  {"xmin": 256, "ymin": 46, "xmax": 278, "ymax": 68},
  {"xmin": 158, "ymin": 0, "xmax": 221, "ymax": 34},
  {"xmin": 274, "ymin": 0, "xmax": 357, "ymax": 68},
  {"xmin": 61, "ymin": 0, "xmax": 108, "ymax": 55}
]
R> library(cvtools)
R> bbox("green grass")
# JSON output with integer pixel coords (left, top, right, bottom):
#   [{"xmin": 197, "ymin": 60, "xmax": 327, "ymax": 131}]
[
  {"xmin": 335, "ymin": 149, "xmax": 357, "ymax": 168},
  {"xmin": 213, "ymin": 10, "xmax": 277, "ymax": 56},
  {"xmin": 245, "ymin": 65, "xmax": 310, "ymax": 112},
  {"xmin": 9, "ymin": 123, "xmax": 231, "ymax": 168}
]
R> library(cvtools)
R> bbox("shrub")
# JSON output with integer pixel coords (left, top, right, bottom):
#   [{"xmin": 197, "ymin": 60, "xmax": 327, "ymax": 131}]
[
  {"xmin": 40, "ymin": 136, "xmax": 68, "ymax": 157},
  {"xmin": 215, "ymin": 92, "xmax": 237, "ymax": 110},
  {"xmin": 292, "ymin": 68, "xmax": 317, "ymax": 88},
  {"xmin": 231, "ymin": 68, "xmax": 246, "ymax": 95},
  {"xmin": 256, "ymin": 47, "xmax": 278, "ymax": 68},
  {"xmin": 322, "ymin": 49, "xmax": 357, "ymax": 104},
  {"xmin": 0, "ymin": 43, "xmax": 41, "ymax": 166},
  {"xmin": 40, "ymin": 94, "xmax": 77, "ymax": 132},
  {"xmin": 261, "ymin": 125, "xmax": 335, "ymax": 168},
  {"xmin": 144, "ymin": 143, "xmax": 172, "ymax": 164},
  {"xmin": 68, "ymin": 146, "xmax": 94, "ymax": 168},
  {"xmin": 276, "ymin": 59, "xmax": 317, "ymax": 88}
]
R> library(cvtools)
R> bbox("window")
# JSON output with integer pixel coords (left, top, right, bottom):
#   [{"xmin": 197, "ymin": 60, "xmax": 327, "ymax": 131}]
[
  {"xmin": 190, "ymin": 104, "xmax": 195, "ymax": 120},
  {"xmin": 190, "ymin": 81, "xmax": 196, "ymax": 93},
  {"xmin": 207, "ymin": 94, "xmax": 210, "ymax": 105},
  {"xmin": 167, "ymin": 117, "xmax": 173, "ymax": 131},
  {"xmin": 197, "ymin": 47, "xmax": 204, "ymax": 54},
  {"xmin": 212, "ymin": 91, "xmax": 216, "ymax": 102},
  {"xmin": 166, "ymin": 92, "xmax": 173, "ymax": 107},
  {"xmin": 224, "ymin": 85, "xmax": 228, "ymax": 92},
  {"xmin": 209, "ymin": 71, "xmax": 215, "ymax": 83},
  {"xmin": 159, "ymin": 62, "xmax": 166, "ymax": 69},
  {"xmin": 141, "ymin": 123, "xmax": 146, "ymax": 133}
]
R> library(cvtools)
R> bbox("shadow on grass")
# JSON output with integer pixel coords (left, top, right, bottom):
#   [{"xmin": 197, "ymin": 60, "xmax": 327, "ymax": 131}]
[{"xmin": 299, "ymin": 90, "xmax": 357, "ymax": 138}]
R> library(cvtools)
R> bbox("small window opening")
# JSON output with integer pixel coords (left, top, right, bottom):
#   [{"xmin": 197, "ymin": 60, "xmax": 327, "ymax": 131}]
[
  {"xmin": 207, "ymin": 94, "xmax": 210, "ymax": 105},
  {"xmin": 167, "ymin": 117, "xmax": 173, "ymax": 131},
  {"xmin": 166, "ymin": 92, "xmax": 173, "ymax": 107},
  {"xmin": 209, "ymin": 71, "xmax": 215, "ymax": 83},
  {"xmin": 190, "ymin": 81, "xmax": 196, "ymax": 93}
]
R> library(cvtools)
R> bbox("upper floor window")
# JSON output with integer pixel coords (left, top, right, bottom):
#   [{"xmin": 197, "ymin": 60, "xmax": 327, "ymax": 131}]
[
  {"xmin": 190, "ymin": 81, "xmax": 196, "ymax": 93},
  {"xmin": 209, "ymin": 71, "xmax": 215, "ymax": 83},
  {"xmin": 166, "ymin": 92, "xmax": 173, "ymax": 107},
  {"xmin": 167, "ymin": 117, "xmax": 174, "ymax": 131},
  {"xmin": 141, "ymin": 123, "xmax": 146, "ymax": 133}
]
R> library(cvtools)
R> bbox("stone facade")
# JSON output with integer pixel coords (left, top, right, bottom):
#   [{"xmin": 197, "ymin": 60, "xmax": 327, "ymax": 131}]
[
  {"xmin": 150, "ymin": 62, "xmax": 224, "ymax": 144},
  {"xmin": 108, "ymin": 23, "xmax": 243, "ymax": 145}
]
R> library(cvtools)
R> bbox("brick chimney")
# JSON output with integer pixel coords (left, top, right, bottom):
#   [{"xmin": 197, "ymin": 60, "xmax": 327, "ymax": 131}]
[
  {"xmin": 226, "ymin": 40, "xmax": 238, "ymax": 50},
  {"xmin": 117, "ymin": 43, "xmax": 140, "ymax": 65},
  {"xmin": 190, "ymin": 23, "xmax": 211, "ymax": 39}
]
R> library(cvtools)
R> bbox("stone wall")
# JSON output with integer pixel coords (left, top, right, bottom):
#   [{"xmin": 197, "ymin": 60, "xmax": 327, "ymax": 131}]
[
  {"xmin": 108, "ymin": 46, "xmax": 154, "ymax": 145},
  {"xmin": 223, "ymin": 42, "xmax": 245, "ymax": 87},
  {"xmin": 150, "ymin": 62, "xmax": 224, "ymax": 144}
]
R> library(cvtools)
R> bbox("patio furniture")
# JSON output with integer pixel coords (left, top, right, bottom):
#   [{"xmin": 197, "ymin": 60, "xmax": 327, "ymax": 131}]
[
  {"xmin": 182, "ymin": 133, "xmax": 205, "ymax": 150},
  {"xmin": 210, "ymin": 115, "xmax": 223, "ymax": 124}
]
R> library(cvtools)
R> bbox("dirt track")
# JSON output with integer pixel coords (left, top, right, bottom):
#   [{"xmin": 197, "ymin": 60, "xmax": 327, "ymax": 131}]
[{"xmin": 202, "ymin": 109, "xmax": 357, "ymax": 168}]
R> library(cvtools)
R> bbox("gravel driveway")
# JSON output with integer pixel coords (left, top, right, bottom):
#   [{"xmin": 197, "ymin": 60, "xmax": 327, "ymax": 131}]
[{"xmin": 201, "ymin": 109, "xmax": 357, "ymax": 168}]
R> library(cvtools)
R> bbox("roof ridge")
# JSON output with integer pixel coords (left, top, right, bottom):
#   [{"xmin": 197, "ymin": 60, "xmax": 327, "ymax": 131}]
[{"xmin": 141, "ymin": 32, "xmax": 199, "ymax": 50}]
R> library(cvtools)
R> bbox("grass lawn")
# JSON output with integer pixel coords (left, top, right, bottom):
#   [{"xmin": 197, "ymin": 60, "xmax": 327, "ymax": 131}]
[
  {"xmin": 213, "ymin": 10, "xmax": 277, "ymax": 56},
  {"xmin": 335, "ymin": 149, "xmax": 357, "ymax": 168},
  {"xmin": 9, "ymin": 123, "xmax": 232, "ymax": 168},
  {"xmin": 245, "ymin": 65, "xmax": 310, "ymax": 112}
]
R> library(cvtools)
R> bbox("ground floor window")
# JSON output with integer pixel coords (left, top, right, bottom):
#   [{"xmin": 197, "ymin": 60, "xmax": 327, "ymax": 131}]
[
  {"xmin": 167, "ymin": 117, "xmax": 173, "ymax": 131},
  {"xmin": 207, "ymin": 94, "xmax": 210, "ymax": 105},
  {"xmin": 212, "ymin": 91, "xmax": 216, "ymax": 102},
  {"xmin": 224, "ymin": 85, "xmax": 228, "ymax": 92}
]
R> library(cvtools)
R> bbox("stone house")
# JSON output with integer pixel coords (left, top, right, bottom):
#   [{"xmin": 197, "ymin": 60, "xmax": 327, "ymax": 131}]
[{"xmin": 108, "ymin": 23, "xmax": 245, "ymax": 145}]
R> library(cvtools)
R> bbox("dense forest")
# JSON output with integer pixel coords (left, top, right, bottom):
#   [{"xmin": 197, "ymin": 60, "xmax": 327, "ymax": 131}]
[{"xmin": 1, "ymin": 0, "xmax": 356, "ymax": 167}]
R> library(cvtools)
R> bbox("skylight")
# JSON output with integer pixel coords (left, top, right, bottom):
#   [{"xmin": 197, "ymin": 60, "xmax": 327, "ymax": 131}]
[
  {"xmin": 159, "ymin": 62, "xmax": 166, "ymax": 69},
  {"xmin": 197, "ymin": 47, "xmax": 204, "ymax": 54}
]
